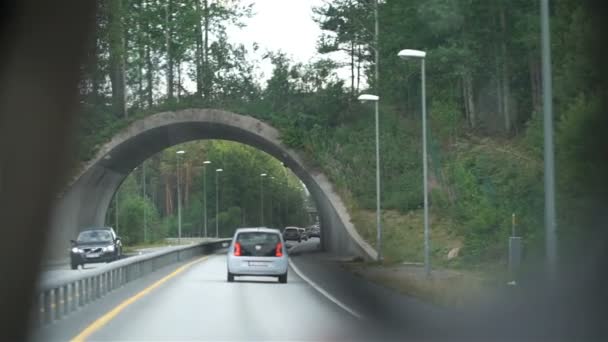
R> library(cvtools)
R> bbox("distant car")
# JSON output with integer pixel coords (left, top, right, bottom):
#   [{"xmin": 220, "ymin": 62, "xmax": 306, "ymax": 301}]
[
  {"xmin": 308, "ymin": 226, "xmax": 320, "ymax": 238},
  {"xmin": 283, "ymin": 227, "xmax": 301, "ymax": 242},
  {"xmin": 70, "ymin": 227, "xmax": 122, "ymax": 269},
  {"xmin": 298, "ymin": 228, "xmax": 309, "ymax": 241},
  {"xmin": 227, "ymin": 227, "xmax": 288, "ymax": 283}
]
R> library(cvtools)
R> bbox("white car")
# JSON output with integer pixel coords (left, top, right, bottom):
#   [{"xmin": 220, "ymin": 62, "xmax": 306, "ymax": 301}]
[{"xmin": 227, "ymin": 227, "xmax": 288, "ymax": 283}]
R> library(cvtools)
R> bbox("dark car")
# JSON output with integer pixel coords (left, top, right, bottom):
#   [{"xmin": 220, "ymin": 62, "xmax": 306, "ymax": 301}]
[
  {"xmin": 282, "ymin": 227, "xmax": 301, "ymax": 242},
  {"xmin": 308, "ymin": 226, "xmax": 320, "ymax": 238},
  {"xmin": 70, "ymin": 227, "xmax": 123, "ymax": 269}
]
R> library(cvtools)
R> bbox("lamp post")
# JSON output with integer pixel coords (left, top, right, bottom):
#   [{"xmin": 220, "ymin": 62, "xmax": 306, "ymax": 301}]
[
  {"xmin": 282, "ymin": 164, "xmax": 288, "ymax": 226},
  {"xmin": 540, "ymin": 0, "xmax": 557, "ymax": 279},
  {"xmin": 260, "ymin": 173, "xmax": 267, "ymax": 226},
  {"xmin": 270, "ymin": 176, "xmax": 275, "ymax": 227},
  {"xmin": 357, "ymin": 94, "xmax": 382, "ymax": 262},
  {"xmin": 142, "ymin": 162, "xmax": 147, "ymax": 243},
  {"xmin": 215, "ymin": 168, "xmax": 223, "ymax": 238},
  {"xmin": 203, "ymin": 160, "xmax": 211, "ymax": 238},
  {"xmin": 397, "ymin": 48, "xmax": 430, "ymax": 277},
  {"xmin": 115, "ymin": 188, "xmax": 119, "ymax": 234},
  {"xmin": 176, "ymin": 150, "xmax": 185, "ymax": 244}
]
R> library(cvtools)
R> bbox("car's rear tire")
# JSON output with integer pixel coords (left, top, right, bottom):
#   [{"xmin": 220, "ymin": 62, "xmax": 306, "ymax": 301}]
[
  {"xmin": 278, "ymin": 273, "xmax": 287, "ymax": 284},
  {"xmin": 227, "ymin": 272, "xmax": 235, "ymax": 282}
]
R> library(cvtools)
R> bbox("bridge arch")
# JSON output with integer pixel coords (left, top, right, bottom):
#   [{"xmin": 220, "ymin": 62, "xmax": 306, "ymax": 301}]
[{"xmin": 46, "ymin": 109, "xmax": 376, "ymax": 262}]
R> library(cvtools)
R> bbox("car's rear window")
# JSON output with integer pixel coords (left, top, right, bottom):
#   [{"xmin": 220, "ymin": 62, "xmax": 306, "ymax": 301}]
[
  {"xmin": 237, "ymin": 232, "xmax": 280, "ymax": 245},
  {"xmin": 285, "ymin": 228, "xmax": 297, "ymax": 232}
]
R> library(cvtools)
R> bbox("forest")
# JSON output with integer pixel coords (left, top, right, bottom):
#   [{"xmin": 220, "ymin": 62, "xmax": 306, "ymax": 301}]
[{"xmin": 77, "ymin": 0, "xmax": 606, "ymax": 269}]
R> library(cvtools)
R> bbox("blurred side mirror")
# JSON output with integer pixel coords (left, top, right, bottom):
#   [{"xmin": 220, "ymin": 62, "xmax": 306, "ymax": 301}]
[{"xmin": 70, "ymin": 239, "xmax": 76, "ymax": 245}]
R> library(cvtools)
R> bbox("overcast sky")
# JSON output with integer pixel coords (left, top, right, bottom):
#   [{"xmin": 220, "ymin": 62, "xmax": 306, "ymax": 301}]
[
  {"xmin": 226, "ymin": 0, "xmax": 350, "ymax": 83},
  {"xmin": 181, "ymin": 0, "xmax": 350, "ymax": 91}
]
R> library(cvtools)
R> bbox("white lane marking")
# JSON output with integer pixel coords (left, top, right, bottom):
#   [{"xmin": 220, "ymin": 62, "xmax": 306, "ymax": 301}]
[{"xmin": 288, "ymin": 258, "xmax": 362, "ymax": 319}]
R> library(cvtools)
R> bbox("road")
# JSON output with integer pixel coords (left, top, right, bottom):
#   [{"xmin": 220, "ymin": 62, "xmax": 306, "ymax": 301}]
[{"xmin": 35, "ymin": 238, "xmax": 386, "ymax": 341}]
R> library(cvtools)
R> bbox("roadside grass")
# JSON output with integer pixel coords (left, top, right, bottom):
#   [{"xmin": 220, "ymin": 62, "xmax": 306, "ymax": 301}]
[
  {"xmin": 344, "ymin": 261, "xmax": 494, "ymax": 307},
  {"xmin": 349, "ymin": 208, "xmax": 511, "ymax": 306},
  {"xmin": 351, "ymin": 208, "xmax": 462, "ymax": 265}
]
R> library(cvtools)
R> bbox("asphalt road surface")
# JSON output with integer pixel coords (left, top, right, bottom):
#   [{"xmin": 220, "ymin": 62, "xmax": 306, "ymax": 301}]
[{"xmin": 34, "ymin": 238, "xmax": 380, "ymax": 341}]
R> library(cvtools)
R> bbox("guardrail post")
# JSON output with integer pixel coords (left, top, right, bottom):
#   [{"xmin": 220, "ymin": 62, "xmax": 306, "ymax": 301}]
[
  {"xmin": 101, "ymin": 273, "xmax": 105, "ymax": 296},
  {"xmin": 70, "ymin": 283, "xmax": 76, "ymax": 312},
  {"xmin": 62, "ymin": 284, "xmax": 69, "ymax": 317},
  {"xmin": 43, "ymin": 290, "xmax": 51, "ymax": 324},
  {"xmin": 53, "ymin": 287, "xmax": 61, "ymax": 321},
  {"xmin": 86, "ymin": 277, "xmax": 92, "ymax": 303},
  {"xmin": 95, "ymin": 275, "xmax": 100, "ymax": 299},
  {"xmin": 78, "ymin": 279, "xmax": 84, "ymax": 306}
]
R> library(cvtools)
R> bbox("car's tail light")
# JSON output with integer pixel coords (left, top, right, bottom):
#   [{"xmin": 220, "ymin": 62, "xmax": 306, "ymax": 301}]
[
  {"xmin": 275, "ymin": 242, "xmax": 283, "ymax": 257},
  {"xmin": 234, "ymin": 242, "xmax": 242, "ymax": 256}
]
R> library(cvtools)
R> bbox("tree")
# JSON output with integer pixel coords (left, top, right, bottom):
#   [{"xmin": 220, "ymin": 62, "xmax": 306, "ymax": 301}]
[{"xmin": 107, "ymin": 0, "xmax": 127, "ymax": 117}]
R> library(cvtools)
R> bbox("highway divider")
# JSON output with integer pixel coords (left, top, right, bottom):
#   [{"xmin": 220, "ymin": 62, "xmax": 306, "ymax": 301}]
[{"xmin": 33, "ymin": 239, "xmax": 231, "ymax": 326}]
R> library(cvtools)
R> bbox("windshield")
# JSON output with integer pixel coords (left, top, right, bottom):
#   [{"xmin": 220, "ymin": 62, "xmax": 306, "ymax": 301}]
[{"xmin": 77, "ymin": 230, "xmax": 112, "ymax": 243}]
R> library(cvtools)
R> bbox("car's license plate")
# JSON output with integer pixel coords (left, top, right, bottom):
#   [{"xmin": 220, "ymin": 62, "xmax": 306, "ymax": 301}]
[
  {"xmin": 86, "ymin": 253, "xmax": 100, "ymax": 258},
  {"xmin": 248, "ymin": 261, "xmax": 268, "ymax": 267}
]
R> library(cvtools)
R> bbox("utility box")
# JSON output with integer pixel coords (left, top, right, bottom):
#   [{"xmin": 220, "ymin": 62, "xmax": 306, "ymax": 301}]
[{"xmin": 508, "ymin": 236, "xmax": 522, "ymax": 274}]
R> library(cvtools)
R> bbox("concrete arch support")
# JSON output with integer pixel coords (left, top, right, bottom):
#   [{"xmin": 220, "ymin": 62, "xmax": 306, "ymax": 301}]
[{"xmin": 45, "ymin": 109, "xmax": 377, "ymax": 263}]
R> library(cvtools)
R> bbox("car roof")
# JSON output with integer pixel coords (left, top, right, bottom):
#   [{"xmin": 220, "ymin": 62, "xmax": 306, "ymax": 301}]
[
  {"xmin": 81, "ymin": 227, "xmax": 113, "ymax": 231},
  {"xmin": 234, "ymin": 227, "xmax": 280, "ymax": 234}
]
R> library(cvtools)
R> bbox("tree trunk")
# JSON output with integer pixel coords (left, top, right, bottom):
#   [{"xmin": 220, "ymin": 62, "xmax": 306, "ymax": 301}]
[
  {"xmin": 495, "ymin": 43, "xmax": 503, "ymax": 128},
  {"xmin": 89, "ymin": 33, "xmax": 100, "ymax": 105},
  {"xmin": 529, "ymin": 53, "xmax": 541, "ymax": 114},
  {"xmin": 108, "ymin": 0, "xmax": 126, "ymax": 118},
  {"xmin": 203, "ymin": 0, "xmax": 210, "ymax": 100},
  {"xmin": 145, "ymin": 43, "xmax": 153, "ymax": 107},
  {"xmin": 136, "ymin": 0, "xmax": 145, "ymax": 109},
  {"xmin": 184, "ymin": 163, "xmax": 190, "ymax": 208},
  {"xmin": 462, "ymin": 72, "xmax": 476, "ymax": 129},
  {"xmin": 176, "ymin": 61, "xmax": 181, "ymax": 103},
  {"xmin": 356, "ymin": 43, "xmax": 361, "ymax": 93},
  {"xmin": 165, "ymin": 177, "xmax": 172, "ymax": 216},
  {"xmin": 195, "ymin": 0, "xmax": 203, "ymax": 97},
  {"xmin": 350, "ymin": 39, "xmax": 355, "ymax": 97},
  {"xmin": 165, "ymin": 0, "xmax": 174, "ymax": 102}
]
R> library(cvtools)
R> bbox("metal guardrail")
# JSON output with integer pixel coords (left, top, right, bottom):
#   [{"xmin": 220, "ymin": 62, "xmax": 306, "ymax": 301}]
[{"xmin": 33, "ymin": 239, "xmax": 231, "ymax": 326}]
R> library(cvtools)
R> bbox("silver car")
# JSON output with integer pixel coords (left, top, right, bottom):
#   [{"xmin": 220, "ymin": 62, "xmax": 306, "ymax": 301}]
[{"xmin": 227, "ymin": 227, "xmax": 288, "ymax": 283}]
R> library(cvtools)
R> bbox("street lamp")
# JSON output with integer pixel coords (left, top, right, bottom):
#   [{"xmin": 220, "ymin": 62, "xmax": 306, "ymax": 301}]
[
  {"xmin": 260, "ymin": 173, "xmax": 267, "ymax": 226},
  {"xmin": 357, "ymin": 93, "xmax": 382, "ymax": 262},
  {"xmin": 142, "ymin": 162, "xmax": 147, "ymax": 243},
  {"xmin": 270, "ymin": 176, "xmax": 276, "ymax": 227},
  {"xmin": 215, "ymin": 168, "xmax": 223, "ymax": 238},
  {"xmin": 176, "ymin": 150, "xmax": 186, "ymax": 244},
  {"xmin": 202, "ymin": 160, "xmax": 211, "ymax": 238},
  {"xmin": 540, "ymin": 0, "xmax": 557, "ymax": 279},
  {"xmin": 397, "ymin": 48, "xmax": 430, "ymax": 277}
]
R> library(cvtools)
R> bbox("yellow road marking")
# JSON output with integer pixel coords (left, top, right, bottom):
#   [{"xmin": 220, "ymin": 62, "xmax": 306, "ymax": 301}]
[{"xmin": 71, "ymin": 256, "xmax": 209, "ymax": 342}]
